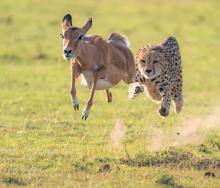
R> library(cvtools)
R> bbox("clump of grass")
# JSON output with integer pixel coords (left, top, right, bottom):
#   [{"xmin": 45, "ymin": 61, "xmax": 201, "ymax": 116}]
[
  {"xmin": 210, "ymin": 138, "xmax": 220, "ymax": 151},
  {"xmin": 120, "ymin": 148, "xmax": 220, "ymax": 170},
  {"xmin": 156, "ymin": 174, "xmax": 184, "ymax": 188},
  {"xmin": 98, "ymin": 163, "xmax": 111, "ymax": 173},
  {"xmin": 2, "ymin": 176, "xmax": 27, "ymax": 186},
  {"xmin": 156, "ymin": 174, "xmax": 176, "ymax": 186},
  {"xmin": 74, "ymin": 161, "xmax": 93, "ymax": 172},
  {"xmin": 214, "ymin": 142, "xmax": 220, "ymax": 151},
  {"xmin": 95, "ymin": 157, "xmax": 115, "ymax": 163},
  {"xmin": 1, "ymin": 53, "xmax": 21, "ymax": 62},
  {"xmin": 199, "ymin": 144, "xmax": 211, "ymax": 154}
]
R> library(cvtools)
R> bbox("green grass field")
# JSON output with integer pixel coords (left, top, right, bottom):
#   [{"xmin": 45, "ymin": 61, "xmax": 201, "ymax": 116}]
[{"xmin": 1, "ymin": 0, "xmax": 220, "ymax": 187}]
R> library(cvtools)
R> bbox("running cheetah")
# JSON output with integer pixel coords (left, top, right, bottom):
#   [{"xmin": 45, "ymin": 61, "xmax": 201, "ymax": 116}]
[{"xmin": 129, "ymin": 36, "xmax": 183, "ymax": 117}]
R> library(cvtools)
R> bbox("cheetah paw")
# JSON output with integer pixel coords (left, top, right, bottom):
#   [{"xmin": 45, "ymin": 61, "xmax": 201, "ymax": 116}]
[{"xmin": 158, "ymin": 106, "xmax": 169, "ymax": 117}]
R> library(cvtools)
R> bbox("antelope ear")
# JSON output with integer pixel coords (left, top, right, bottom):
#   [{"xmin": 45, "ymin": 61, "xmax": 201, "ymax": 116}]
[
  {"xmin": 81, "ymin": 18, "xmax": 92, "ymax": 35},
  {"xmin": 62, "ymin": 14, "xmax": 72, "ymax": 30}
]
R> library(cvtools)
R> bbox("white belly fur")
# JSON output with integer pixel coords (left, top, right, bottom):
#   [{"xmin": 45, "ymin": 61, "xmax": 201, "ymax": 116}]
[{"xmin": 80, "ymin": 71, "xmax": 114, "ymax": 90}]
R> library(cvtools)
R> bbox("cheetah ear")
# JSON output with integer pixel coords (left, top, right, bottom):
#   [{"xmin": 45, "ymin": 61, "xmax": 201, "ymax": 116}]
[{"xmin": 136, "ymin": 48, "xmax": 145, "ymax": 62}]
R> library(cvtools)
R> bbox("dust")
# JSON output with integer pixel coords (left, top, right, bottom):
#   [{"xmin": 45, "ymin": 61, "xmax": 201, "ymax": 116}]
[
  {"xmin": 111, "ymin": 118, "xmax": 126, "ymax": 150},
  {"xmin": 149, "ymin": 107, "xmax": 220, "ymax": 151}
]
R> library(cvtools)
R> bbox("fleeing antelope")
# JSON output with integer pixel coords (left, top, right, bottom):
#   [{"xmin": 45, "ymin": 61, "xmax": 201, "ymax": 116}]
[{"xmin": 61, "ymin": 14, "xmax": 135, "ymax": 120}]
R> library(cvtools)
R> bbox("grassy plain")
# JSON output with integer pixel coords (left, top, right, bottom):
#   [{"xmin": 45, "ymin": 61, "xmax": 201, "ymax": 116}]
[{"xmin": 0, "ymin": 0, "xmax": 220, "ymax": 187}]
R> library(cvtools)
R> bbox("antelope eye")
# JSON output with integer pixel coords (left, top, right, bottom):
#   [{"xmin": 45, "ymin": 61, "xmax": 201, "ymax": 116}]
[
  {"xmin": 60, "ymin": 34, "xmax": 64, "ymax": 39},
  {"xmin": 153, "ymin": 60, "xmax": 159, "ymax": 64},
  {"xmin": 140, "ymin": 59, "xmax": 146, "ymax": 64},
  {"xmin": 77, "ymin": 34, "xmax": 84, "ymax": 41}
]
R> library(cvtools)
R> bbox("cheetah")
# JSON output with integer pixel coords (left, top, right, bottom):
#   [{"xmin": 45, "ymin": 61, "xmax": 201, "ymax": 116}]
[{"xmin": 129, "ymin": 36, "xmax": 183, "ymax": 117}]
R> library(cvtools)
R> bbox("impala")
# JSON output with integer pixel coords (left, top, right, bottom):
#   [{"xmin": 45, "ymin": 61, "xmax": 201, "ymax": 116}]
[{"xmin": 61, "ymin": 14, "xmax": 135, "ymax": 120}]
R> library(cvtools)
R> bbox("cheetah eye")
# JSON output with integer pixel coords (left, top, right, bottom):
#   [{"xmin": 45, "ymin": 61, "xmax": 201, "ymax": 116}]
[
  {"xmin": 60, "ymin": 34, "xmax": 64, "ymax": 39},
  {"xmin": 153, "ymin": 60, "xmax": 159, "ymax": 64},
  {"xmin": 140, "ymin": 59, "xmax": 146, "ymax": 64}
]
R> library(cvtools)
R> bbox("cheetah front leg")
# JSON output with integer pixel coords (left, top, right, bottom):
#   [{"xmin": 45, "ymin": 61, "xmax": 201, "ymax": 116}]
[
  {"xmin": 158, "ymin": 87, "xmax": 171, "ymax": 117},
  {"xmin": 128, "ymin": 83, "xmax": 144, "ymax": 99}
]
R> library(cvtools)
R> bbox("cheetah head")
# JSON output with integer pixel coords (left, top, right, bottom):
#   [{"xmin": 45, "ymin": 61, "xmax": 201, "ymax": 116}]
[{"xmin": 136, "ymin": 50, "xmax": 167, "ymax": 79}]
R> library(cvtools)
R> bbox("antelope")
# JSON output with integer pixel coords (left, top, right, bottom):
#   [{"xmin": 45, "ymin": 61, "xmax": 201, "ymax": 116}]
[{"xmin": 61, "ymin": 14, "xmax": 135, "ymax": 120}]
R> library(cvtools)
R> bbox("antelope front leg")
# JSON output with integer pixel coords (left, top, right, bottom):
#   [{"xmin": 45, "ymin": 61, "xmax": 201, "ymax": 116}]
[
  {"xmin": 82, "ymin": 73, "xmax": 99, "ymax": 120},
  {"xmin": 70, "ymin": 63, "xmax": 79, "ymax": 111}
]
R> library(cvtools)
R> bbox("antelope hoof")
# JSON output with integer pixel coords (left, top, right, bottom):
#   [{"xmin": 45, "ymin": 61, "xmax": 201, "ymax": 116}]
[
  {"xmin": 82, "ymin": 107, "xmax": 90, "ymax": 120},
  {"xmin": 72, "ymin": 97, "xmax": 79, "ymax": 111},
  {"xmin": 73, "ymin": 104, "xmax": 79, "ymax": 111}
]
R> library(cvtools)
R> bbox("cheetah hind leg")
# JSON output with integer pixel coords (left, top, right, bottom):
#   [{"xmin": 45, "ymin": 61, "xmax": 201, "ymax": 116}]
[
  {"xmin": 173, "ymin": 97, "xmax": 183, "ymax": 114},
  {"xmin": 144, "ymin": 86, "xmax": 162, "ymax": 102}
]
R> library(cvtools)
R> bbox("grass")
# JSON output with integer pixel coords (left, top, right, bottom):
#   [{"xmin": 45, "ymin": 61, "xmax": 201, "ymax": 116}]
[{"xmin": 0, "ymin": 0, "xmax": 220, "ymax": 187}]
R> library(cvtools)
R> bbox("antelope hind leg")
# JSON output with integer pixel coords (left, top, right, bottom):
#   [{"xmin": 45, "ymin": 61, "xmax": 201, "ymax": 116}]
[{"xmin": 106, "ymin": 89, "xmax": 112, "ymax": 103}]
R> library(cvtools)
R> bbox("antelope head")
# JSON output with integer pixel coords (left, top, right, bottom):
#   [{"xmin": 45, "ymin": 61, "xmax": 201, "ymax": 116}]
[{"xmin": 61, "ymin": 14, "xmax": 92, "ymax": 60}]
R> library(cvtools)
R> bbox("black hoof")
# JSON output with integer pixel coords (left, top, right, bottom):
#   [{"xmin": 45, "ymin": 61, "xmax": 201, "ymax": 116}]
[
  {"xmin": 82, "ymin": 115, "xmax": 88, "ymax": 120},
  {"xmin": 73, "ymin": 104, "xmax": 79, "ymax": 111}
]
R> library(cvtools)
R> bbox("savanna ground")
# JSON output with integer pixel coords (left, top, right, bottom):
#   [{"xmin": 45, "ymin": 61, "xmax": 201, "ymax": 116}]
[{"xmin": 0, "ymin": 0, "xmax": 220, "ymax": 187}]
